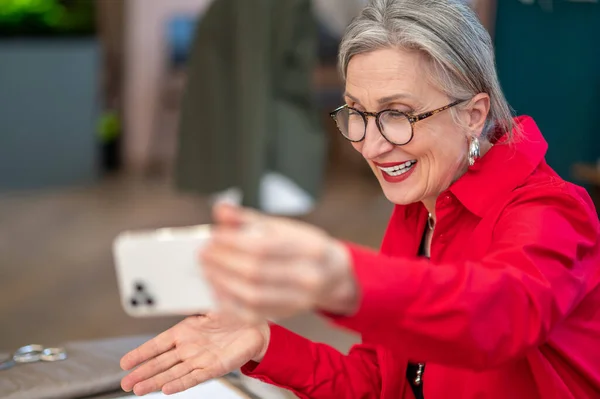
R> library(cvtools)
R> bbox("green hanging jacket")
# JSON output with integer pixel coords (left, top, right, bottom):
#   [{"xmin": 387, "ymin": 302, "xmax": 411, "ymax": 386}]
[{"xmin": 175, "ymin": 0, "xmax": 327, "ymax": 208}]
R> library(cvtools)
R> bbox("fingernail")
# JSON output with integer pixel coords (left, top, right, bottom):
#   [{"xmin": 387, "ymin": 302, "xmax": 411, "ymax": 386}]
[{"xmin": 120, "ymin": 383, "xmax": 131, "ymax": 392}]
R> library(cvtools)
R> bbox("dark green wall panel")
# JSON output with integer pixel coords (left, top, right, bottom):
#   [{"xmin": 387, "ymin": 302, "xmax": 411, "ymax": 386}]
[{"xmin": 495, "ymin": 0, "xmax": 600, "ymax": 178}]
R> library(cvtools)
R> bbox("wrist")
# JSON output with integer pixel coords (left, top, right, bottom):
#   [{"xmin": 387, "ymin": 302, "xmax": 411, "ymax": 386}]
[
  {"xmin": 318, "ymin": 241, "xmax": 359, "ymax": 316},
  {"xmin": 251, "ymin": 321, "xmax": 271, "ymax": 363}
]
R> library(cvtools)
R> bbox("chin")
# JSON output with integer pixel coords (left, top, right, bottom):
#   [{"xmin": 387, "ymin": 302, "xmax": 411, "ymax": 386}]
[
  {"xmin": 377, "ymin": 179, "xmax": 421, "ymax": 205},
  {"xmin": 372, "ymin": 162, "xmax": 423, "ymax": 205},
  {"xmin": 382, "ymin": 189, "xmax": 419, "ymax": 206}
]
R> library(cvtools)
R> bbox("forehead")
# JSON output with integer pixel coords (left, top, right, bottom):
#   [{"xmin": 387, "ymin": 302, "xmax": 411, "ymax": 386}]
[{"xmin": 345, "ymin": 48, "xmax": 433, "ymax": 104}]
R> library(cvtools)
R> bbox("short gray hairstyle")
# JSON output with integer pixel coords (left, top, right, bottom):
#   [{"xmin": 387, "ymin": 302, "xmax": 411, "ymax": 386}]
[{"xmin": 339, "ymin": 0, "xmax": 516, "ymax": 140}]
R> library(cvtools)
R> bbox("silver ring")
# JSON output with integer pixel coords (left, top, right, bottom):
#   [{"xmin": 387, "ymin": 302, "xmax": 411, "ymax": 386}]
[
  {"xmin": 40, "ymin": 347, "xmax": 67, "ymax": 362},
  {"xmin": 13, "ymin": 345, "xmax": 44, "ymax": 363}
]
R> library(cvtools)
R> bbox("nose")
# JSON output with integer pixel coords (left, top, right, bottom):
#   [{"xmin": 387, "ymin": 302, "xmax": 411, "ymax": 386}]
[{"xmin": 360, "ymin": 117, "xmax": 395, "ymax": 160}]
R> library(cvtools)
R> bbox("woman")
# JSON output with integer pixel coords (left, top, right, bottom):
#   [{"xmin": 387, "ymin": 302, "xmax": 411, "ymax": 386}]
[{"xmin": 120, "ymin": 0, "xmax": 600, "ymax": 397}]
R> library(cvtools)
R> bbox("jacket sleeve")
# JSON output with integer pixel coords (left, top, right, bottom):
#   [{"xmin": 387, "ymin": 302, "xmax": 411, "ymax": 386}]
[
  {"xmin": 241, "ymin": 324, "xmax": 409, "ymax": 399},
  {"xmin": 327, "ymin": 194, "xmax": 599, "ymax": 370}
]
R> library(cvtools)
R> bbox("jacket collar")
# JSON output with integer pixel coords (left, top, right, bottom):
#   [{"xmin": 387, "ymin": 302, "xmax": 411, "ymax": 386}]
[{"xmin": 447, "ymin": 116, "xmax": 548, "ymax": 218}]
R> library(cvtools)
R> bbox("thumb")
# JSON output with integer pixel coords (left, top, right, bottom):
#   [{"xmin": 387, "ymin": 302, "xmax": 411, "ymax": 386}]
[{"xmin": 212, "ymin": 202, "xmax": 263, "ymax": 228}]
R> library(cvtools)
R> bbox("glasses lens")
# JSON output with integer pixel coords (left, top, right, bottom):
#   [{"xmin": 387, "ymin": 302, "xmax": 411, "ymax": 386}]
[
  {"xmin": 333, "ymin": 107, "xmax": 365, "ymax": 141},
  {"xmin": 380, "ymin": 110, "xmax": 412, "ymax": 145}
]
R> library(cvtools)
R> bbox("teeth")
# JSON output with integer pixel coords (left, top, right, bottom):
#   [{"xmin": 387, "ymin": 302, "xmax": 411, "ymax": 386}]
[{"xmin": 378, "ymin": 160, "xmax": 416, "ymax": 176}]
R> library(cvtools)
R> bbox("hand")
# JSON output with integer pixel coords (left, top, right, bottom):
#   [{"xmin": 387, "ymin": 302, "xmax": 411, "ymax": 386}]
[
  {"xmin": 120, "ymin": 313, "xmax": 270, "ymax": 396},
  {"xmin": 201, "ymin": 203, "xmax": 359, "ymax": 322}
]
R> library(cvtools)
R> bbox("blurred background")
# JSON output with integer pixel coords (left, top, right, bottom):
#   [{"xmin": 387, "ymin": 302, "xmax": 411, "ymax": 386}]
[{"xmin": 0, "ymin": 0, "xmax": 598, "ymax": 365}]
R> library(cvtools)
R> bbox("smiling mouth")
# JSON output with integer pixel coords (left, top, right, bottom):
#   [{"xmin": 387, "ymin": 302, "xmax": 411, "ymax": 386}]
[{"xmin": 377, "ymin": 160, "xmax": 417, "ymax": 177}]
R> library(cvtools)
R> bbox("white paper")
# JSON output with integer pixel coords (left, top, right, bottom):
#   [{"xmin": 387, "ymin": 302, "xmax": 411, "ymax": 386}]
[{"xmin": 114, "ymin": 379, "xmax": 247, "ymax": 399}]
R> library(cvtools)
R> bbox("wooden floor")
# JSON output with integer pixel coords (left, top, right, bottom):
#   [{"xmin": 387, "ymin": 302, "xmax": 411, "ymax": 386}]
[{"xmin": 0, "ymin": 165, "xmax": 392, "ymax": 354}]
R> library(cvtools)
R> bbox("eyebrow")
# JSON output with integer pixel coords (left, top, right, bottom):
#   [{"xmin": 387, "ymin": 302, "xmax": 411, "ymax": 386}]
[{"xmin": 343, "ymin": 92, "xmax": 416, "ymax": 106}]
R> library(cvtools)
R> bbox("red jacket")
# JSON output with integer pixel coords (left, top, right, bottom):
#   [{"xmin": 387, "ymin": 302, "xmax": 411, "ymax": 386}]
[{"xmin": 243, "ymin": 116, "xmax": 600, "ymax": 398}]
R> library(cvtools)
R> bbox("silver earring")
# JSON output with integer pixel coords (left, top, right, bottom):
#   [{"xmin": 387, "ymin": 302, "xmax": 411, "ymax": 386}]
[{"xmin": 468, "ymin": 136, "xmax": 480, "ymax": 166}]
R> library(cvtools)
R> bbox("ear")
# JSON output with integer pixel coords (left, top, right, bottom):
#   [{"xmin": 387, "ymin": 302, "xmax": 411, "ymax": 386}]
[{"xmin": 464, "ymin": 93, "xmax": 490, "ymax": 138}]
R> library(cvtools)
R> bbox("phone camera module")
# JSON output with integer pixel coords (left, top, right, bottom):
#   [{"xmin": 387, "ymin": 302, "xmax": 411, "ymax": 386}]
[{"xmin": 129, "ymin": 280, "xmax": 156, "ymax": 309}]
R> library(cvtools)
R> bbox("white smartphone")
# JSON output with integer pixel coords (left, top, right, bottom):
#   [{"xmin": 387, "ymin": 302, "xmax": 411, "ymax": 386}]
[{"xmin": 112, "ymin": 224, "xmax": 218, "ymax": 317}]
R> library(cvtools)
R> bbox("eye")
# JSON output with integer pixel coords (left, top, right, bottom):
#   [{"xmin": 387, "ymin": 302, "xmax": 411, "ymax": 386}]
[
  {"xmin": 348, "ymin": 110, "xmax": 363, "ymax": 121},
  {"xmin": 386, "ymin": 110, "xmax": 407, "ymax": 119}
]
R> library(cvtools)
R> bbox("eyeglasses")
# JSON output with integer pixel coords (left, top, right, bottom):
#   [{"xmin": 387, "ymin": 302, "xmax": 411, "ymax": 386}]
[{"xmin": 329, "ymin": 100, "xmax": 464, "ymax": 146}]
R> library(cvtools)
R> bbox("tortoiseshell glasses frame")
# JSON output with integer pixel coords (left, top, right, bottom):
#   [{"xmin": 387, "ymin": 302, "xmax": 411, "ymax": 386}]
[{"xmin": 329, "ymin": 99, "xmax": 465, "ymax": 146}]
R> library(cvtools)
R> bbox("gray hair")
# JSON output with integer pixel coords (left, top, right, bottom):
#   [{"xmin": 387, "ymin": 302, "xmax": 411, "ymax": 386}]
[{"xmin": 339, "ymin": 0, "xmax": 516, "ymax": 140}]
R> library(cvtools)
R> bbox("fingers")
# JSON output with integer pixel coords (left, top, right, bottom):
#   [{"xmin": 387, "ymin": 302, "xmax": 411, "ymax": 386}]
[
  {"xmin": 209, "ymin": 216, "xmax": 328, "ymax": 262},
  {"xmin": 202, "ymin": 231, "xmax": 327, "ymax": 320},
  {"xmin": 210, "ymin": 227, "xmax": 297, "ymax": 258},
  {"xmin": 162, "ymin": 368, "xmax": 217, "ymax": 395},
  {"xmin": 134, "ymin": 351, "xmax": 222, "ymax": 396},
  {"xmin": 207, "ymin": 204, "xmax": 335, "ymax": 320},
  {"xmin": 204, "ymin": 238, "xmax": 326, "ymax": 292},
  {"xmin": 203, "ymin": 243, "xmax": 283, "ymax": 286},
  {"xmin": 120, "ymin": 330, "xmax": 175, "ymax": 371},
  {"xmin": 207, "ymin": 263, "xmax": 312, "ymax": 320},
  {"xmin": 121, "ymin": 349, "xmax": 180, "ymax": 392},
  {"xmin": 133, "ymin": 361, "xmax": 195, "ymax": 395}
]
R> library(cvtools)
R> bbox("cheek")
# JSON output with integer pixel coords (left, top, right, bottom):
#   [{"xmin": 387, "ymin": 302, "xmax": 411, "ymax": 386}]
[
  {"xmin": 411, "ymin": 128, "xmax": 466, "ymax": 176},
  {"xmin": 351, "ymin": 142, "xmax": 363, "ymax": 154},
  {"xmin": 423, "ymin": 140, "xmax": 467, "ymax": 180}
]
